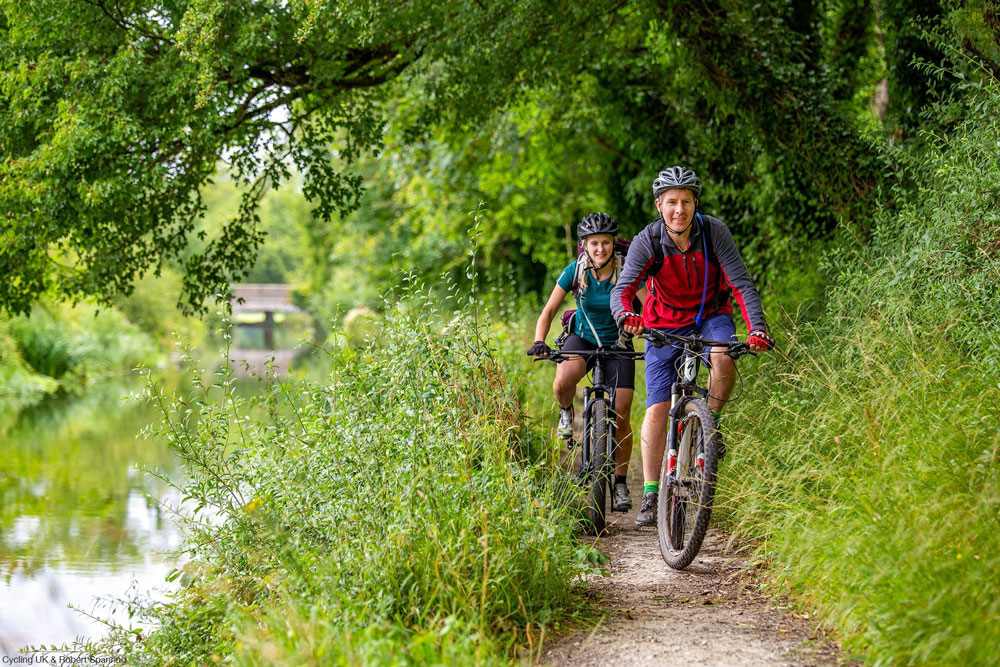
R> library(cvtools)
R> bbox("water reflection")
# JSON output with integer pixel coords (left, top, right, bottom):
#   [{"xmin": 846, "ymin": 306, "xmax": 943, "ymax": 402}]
[
  {"xmin": 0, "ymin": 380, "xmax": 182, "ymax": 656},
  {"xmin": 230, "ymin": 310, "xmax": 312, "ymax": 377}
]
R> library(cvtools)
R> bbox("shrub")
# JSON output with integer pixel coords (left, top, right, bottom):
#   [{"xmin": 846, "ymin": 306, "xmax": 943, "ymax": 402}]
[
  {"xmin": 8, "ymin": 301, "xmax": 157, "ymax": 385},
  {"xmin": 0, "ymin": 319, "xmax": 59, "ymax": 424},
  {"xmin": 88, "ymin": 293, "xmax": 591, "ymax": 664}
]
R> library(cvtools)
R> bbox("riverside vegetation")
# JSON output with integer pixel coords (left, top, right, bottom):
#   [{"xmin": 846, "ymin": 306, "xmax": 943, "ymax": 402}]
[
  {"xmin": 78, "ymin": 291, "xmax": 597, "ymax": 665},
  {"xmin": 0, "ymin": 301, "xmax": 158, "ymax": 422}
]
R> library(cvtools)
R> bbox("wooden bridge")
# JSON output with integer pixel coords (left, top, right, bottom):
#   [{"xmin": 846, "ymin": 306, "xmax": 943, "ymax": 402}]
[
  {"xmin": 231, "ymin": 283, "xmax": 306, "ymax": 316},
  {"xmin": 229, "ymin": 284, "xmax": 308, "ymax": 375}
]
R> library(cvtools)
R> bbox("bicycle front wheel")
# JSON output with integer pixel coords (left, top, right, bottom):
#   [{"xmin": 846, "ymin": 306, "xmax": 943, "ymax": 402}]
[
  {"xmin": 657, "ymin": 398, "xmax": 719, "ymax": 569},
  {"xmin": 585, "ymin": 398, "xmax": 613, "ymax": 535}
]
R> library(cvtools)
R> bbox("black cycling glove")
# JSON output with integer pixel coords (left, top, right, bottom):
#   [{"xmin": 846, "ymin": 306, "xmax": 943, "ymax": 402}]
[{"xmin": 528, "ymin": 340, "xmax": 551, "ymax": 357}]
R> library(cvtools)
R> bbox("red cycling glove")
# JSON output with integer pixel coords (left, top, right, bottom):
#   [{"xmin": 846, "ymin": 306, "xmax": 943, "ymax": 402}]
[
  {"xmin": 617, "ymin": 311, "xmax": 643, "ymax": 331},
  {"xmin": 747, "ymin": 329, "xmax": 775, "ymax": 350}
]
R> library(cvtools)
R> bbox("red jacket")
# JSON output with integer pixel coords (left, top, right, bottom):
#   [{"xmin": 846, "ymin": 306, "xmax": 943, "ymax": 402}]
[{"xmin": 610, "ymin": 215, "xmax": 767, "ymax": 332}]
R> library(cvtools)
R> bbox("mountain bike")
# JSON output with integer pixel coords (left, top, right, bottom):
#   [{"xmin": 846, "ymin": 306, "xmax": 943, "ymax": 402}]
[
  {"xmin": 642, "ymin": 329, "xmax": 756, "ymax": 569},
  {"xmin": 531, "ymin": 343, "xmax": 644, "ymax": 535}
]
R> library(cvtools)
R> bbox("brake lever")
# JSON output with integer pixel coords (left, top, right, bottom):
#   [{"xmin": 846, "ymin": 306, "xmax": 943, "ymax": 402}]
[
  {"xmin": 642, "ymin": 332, "xmax": 667, "ymax": 349},
  {"xmin": 613, "ymin": 331, "xmax": 633, "ymax": 350},
  {"xmin": 725, "ymin": 344, "xmax": 757, "ymax": 359}
]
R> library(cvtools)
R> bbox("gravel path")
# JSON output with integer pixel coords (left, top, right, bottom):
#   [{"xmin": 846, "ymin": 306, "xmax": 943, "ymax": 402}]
[{"xmin": 536, "ymin": 460, "xmax": 842, "ymax": 665}]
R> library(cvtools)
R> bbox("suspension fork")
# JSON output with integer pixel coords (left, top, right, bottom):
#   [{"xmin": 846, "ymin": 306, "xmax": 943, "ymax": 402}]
[
  {"xmin": 606, "ymin": 384, "xmax": 618, "ymax": 473},
  {"xmin": 665, "ymin": 391, "xmax": 690, "ymax": 481},
  {"xmin": 666, "ymin": 347, "xmax": 705, "ymax": 480},
  {"xmin": 580, "ymin": 384, "xmax": 615, "ymax": 475},
  {"xmin": 581, "ymin": 386, "xmax": 592, "ymax": 473}
]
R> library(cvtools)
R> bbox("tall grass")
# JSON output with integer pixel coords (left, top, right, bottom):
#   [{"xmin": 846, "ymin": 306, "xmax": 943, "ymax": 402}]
[
  {"xmin": 0, "ymin": 319, "xmax": 59, "ymax": 425},
  {"xmin": 85, "ymin": 291, "xmax": 592, "ymax": 664},
  {"xmin": 7, "ymin": 301, "xmax": 156, "ymax": 383},
  {"xmin": 716, "ymin": 70, "xmax": 1000, "ymax": 664}
]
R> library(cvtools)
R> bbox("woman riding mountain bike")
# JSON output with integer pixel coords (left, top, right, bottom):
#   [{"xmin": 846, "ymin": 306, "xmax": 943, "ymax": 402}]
[{"xmin": 528, "ymin": 212, "xmax": 643, "ymax": 513}]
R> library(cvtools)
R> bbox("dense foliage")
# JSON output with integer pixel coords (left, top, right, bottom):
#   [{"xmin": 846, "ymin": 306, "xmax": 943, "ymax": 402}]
[
  {"xmin": 6, "ymin": 0, "xmax": 994, "ymax": 314},
  {"xmin": 85, "ymin": 297, "xmax": 593, "ymax": 664},
  {"xmin": 0, "ymin": 300, "xmax": 158, "ymax": 415},
  {"xmin": 0, "ymin": 0, "xmax": 620, "ymax": 313},
  {"xmin": 717, "ymin": 63, "xmax": 1000, "ymax": 665}
]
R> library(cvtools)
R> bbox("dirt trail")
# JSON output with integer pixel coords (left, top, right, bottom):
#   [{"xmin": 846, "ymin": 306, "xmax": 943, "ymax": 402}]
[{"xmin": 537, "ymin": 474, "xmax": 841, "ymax": 666}]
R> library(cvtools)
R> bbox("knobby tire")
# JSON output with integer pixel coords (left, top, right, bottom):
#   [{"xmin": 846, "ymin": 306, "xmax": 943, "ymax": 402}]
[
  {"xmin": 657, "ymin": 398, "xmax": 719, "ymax": 569},
  {"xmin": 586, "ymin": 398, "xmax": 612, "ymax": 535}
]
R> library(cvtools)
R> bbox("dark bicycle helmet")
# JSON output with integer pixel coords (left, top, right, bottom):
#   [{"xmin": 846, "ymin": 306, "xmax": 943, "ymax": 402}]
[
  {"xmin": 652, "ymin": 167, "xmax": 702, "ymax": 199},
  {"xmin": 576, "ymin": 212, "xmax": 619, "ymax": 238}
]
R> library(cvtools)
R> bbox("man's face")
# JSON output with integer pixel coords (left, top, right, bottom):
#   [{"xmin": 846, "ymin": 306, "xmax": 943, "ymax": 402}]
[
  {"xmin": 584, "ymin": 234, "xmax": 614, "ymax": 265},
  {"xmin": 655, "ymin": 188, "xmax": 697, "ymax": 234}
]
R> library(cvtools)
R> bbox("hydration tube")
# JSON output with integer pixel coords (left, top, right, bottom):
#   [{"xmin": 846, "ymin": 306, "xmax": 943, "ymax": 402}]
[{"xmin": 695, "ymin": 212, "xmax": 709, "ymax": 327}]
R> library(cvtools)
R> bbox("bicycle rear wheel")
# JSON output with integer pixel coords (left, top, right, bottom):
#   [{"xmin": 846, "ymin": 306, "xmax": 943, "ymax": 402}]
[
  {"xmin": 585, "ymin": 398, "xmax": 613, "ymax": 535},
  {"xmin": 657, "ymin": 398, "xmax": 719, "ymax": 569}
]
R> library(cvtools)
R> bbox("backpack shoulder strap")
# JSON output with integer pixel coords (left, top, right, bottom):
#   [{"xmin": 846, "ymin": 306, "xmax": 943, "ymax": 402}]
[
  {"xmin": 700, "ymin": 214, "xmax": 730, "ymax": 304},
  {"xmin": 611, "ymin": 252, "xmax": 624, "ymax": 285},
  {"xmin": 701, "ymin": 214, "xmax": 717, "ymax": 263},
  {"xmin": 571, "ymin": 254, "xmax": 588, "ymax": 296},
  {"xmin": 648, "ymin": 221, "xmax": 665, "ymax": 277}
]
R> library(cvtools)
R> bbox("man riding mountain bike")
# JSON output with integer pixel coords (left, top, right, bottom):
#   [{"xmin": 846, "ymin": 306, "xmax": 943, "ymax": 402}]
[{"xmin": 610, "ymin": 167, "xmax": 774, "ymax": 527}]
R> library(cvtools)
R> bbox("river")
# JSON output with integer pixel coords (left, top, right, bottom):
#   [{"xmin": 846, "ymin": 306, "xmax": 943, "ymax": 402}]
[{"xmin": 0, "ymin": 378, "xmax": 186, "ymax": 657}]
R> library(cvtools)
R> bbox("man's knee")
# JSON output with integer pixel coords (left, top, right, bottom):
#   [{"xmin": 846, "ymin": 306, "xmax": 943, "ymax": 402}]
[
  {"xmin": 643, "ymin": 401, "xmax": 670, "ymax": 425},
  {"xmin": 711, "ymin": 352, "xmax": 735, "ymax": 375}
]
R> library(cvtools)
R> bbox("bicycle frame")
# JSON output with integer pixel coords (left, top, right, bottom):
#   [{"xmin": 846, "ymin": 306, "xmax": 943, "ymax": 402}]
[
  {"xmin": 531, "ymin": 344, "xmax": 643, "ymax": 482},
  {"xmin": 661, "ymin": 335, "xmax": 753, "ymax": 486}
]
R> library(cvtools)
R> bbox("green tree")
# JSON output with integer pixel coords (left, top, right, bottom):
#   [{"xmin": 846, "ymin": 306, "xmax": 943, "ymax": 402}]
[
  {"xmin": 0, "ymin": 0, "xmax": 617, "ymax": 314},
  {"xmin": 3, "ymin": 0, "xmax": 991, "ymax": 316}
]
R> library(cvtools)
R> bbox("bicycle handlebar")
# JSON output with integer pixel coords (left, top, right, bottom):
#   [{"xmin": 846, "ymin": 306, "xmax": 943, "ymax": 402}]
[
  {"xmin": 528, "ymin": 347, "xmax": 646, "ymax": 364},
  {"xmin": 641, "ymin": 329, "xmax": 758, "ymax": 359},
  {"xmin": 526, "ymin": 330, "xmax": 758, "ymax": 363}
]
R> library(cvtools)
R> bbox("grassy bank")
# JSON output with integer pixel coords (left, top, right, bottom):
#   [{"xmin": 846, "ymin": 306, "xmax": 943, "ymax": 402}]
[
  {"xmin": 0, "ymin": 301, "xmax": 159, "ymax": 423},
  {"xmin": 86, "ymin": 292, "xmax": 592, "ymax": 664},
  {"xmin": 717, "ymin": 74, "xmax": 1000, "ymax": 664}
]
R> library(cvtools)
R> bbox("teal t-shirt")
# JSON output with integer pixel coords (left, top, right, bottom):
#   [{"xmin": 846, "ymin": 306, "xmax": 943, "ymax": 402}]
[{"xmin": 556, "ymin": 261, "xmax": 620, "ymax": 347}]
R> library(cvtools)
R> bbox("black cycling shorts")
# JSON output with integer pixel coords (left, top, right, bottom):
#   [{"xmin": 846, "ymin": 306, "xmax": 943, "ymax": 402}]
[{"xmin": 561, "ymin": 334, "xmax": 636, "ymax": 390}]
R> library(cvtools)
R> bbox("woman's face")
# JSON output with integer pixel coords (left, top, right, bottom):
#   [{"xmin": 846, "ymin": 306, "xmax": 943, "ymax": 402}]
[{"xmin": 584, "ymin": 234, "xmax": 614, "ymax": 265}]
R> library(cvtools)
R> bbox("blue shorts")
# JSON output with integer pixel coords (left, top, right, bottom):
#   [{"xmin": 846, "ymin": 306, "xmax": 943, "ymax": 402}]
[{"xmin": 645, "ymin": 313, "xmax": 737, "ymax": 407}]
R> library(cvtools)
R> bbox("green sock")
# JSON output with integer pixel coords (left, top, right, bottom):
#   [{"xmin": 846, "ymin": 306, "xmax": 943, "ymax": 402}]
[
  {"xmin": 643, "ymin": 481, "xmax": 659, "ymax": 495},
  {"xmin": 712, "ymin": 409, "xmax": 723, "ymax": 422}
]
